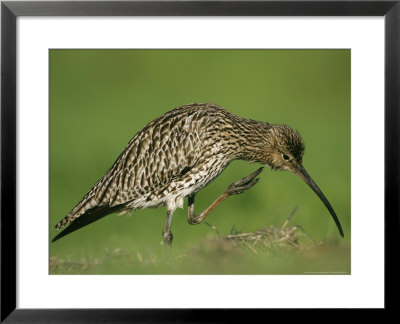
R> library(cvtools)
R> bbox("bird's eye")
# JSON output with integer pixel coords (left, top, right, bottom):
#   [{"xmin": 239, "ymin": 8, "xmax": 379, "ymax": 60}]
[{"xmin": 282, "ymin": 154, "xmax": 290, "ymax": 161}]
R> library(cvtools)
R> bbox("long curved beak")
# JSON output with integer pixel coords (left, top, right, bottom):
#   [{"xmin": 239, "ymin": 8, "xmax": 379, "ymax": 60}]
[{"xmin": 294, "ymin": 165, "xmax": 344, "ymax": 238}]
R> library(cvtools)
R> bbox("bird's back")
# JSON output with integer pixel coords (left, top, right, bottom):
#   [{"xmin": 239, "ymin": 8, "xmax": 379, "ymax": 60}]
[{"xmin": 54, "ymin": 103, "xmax": 240, "ymax": 232}]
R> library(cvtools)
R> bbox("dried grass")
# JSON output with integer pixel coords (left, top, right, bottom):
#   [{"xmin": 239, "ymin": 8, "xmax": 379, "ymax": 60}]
[
  {"xmin": 205, "ymin": 206, "xmax": 317, "ymax": 254},
  {"xmin": 50, "ymin": 207, "xmax": 317, "ymax": 273}
]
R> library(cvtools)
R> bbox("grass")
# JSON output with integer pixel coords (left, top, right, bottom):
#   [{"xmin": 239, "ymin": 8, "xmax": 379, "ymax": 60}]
[{"xmin": 50, "ymin": 209, "xmax": 350, "ymax": 275}]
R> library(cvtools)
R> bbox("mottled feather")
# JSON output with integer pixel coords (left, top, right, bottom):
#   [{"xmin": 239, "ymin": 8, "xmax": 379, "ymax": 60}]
[{"xmin": 54, "ymin": 102, "xmax": 306, "ymax": 240}]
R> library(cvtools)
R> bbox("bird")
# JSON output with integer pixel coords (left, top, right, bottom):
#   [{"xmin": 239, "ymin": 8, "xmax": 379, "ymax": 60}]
[{"xmin": 52, "ymin": 102, "xmax": 344, "ymax": 247}]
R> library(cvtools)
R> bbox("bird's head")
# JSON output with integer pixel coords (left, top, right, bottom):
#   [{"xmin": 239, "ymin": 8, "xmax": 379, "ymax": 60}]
[
  {"xmin": 263, "ymin": 124, "xmax": 305, "ymax": 172},
  {"xmin": 262, "ymin": 124, "xmax": 344, "ymax": 238}
]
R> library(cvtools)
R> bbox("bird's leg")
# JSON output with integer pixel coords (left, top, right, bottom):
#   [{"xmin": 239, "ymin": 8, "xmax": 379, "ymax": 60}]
[
  {"xmin": 187, "ymin": 167, "xmax": 263, "ymax": 225},
  {"xmin": 162, "ymin": 210, "xmax": 174, "ymax": 250}
]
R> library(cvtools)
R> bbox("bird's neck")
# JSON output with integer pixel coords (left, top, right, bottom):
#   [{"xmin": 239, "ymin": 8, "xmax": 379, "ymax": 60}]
[{"xmin": 233, "ymin": 118, "xmax": 272, "ymax": 164}]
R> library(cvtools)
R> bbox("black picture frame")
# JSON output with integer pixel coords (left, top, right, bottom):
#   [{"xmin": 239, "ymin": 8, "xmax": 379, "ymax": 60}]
[{"xmin": 1, "ymin": 0, "xmax": 398, "ymax": 321}]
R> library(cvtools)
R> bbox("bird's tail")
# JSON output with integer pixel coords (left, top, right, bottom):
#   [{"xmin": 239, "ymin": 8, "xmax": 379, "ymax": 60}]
[
  {"xmin": 52, "ymin": 165, "xmax": 124, "ymax": 242},
  {"xmin": 54, "ymin": 191, "xmax": 98, "ymax": 230},
  {"xmin": 52, "ymin": 204, "xmax": 123, "ymax": 242}
]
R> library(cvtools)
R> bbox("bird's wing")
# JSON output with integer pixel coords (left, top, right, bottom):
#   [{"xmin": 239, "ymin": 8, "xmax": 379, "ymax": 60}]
[
  {"xmin": 52, "ymin": 124, "xmax": 201, "ymax": 240},
  {"xmin": 94, "ymin": 108, "xmax": 206, "ymax": 207},
  {"xmin": 54, "ymin": 105, "xmax": 211, "ymax": 231}
]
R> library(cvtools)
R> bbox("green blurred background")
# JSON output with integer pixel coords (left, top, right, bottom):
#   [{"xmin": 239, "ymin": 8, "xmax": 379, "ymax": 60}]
[{"xmin": 49, "ymin": 49, "xmax": 350, "ymax": 274}]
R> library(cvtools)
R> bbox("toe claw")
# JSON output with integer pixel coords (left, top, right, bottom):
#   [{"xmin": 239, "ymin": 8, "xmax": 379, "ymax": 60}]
[
  {"xmin": 225, "ymin": 172, "xmax": 261, "ymax": 195},
  {"xmin": 229, "ymin": 168, "xmax": 263, "ymax": 188}
]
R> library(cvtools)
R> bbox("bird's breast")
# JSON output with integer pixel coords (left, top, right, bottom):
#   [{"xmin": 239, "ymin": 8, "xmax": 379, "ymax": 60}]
[{"xmin": 127, "ymin": 154, "xmax": 229, "ymax": 212}]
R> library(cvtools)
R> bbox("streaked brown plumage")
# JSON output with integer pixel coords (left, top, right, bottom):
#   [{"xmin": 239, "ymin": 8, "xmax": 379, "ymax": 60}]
[{"xmin": 52, "ymin": 103, "xmax": 343, "ymax": 245}]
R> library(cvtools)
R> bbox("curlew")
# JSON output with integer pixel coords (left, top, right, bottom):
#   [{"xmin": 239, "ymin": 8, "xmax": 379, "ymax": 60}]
[{"xmin": 52, "ymin": 103, "xmax": 344, "ymax": 247}]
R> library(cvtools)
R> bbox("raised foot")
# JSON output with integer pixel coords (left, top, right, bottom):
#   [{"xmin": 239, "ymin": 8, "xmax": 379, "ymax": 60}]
[{"xmin": 225, "ymin": 167, "xmax": 263, "ymax": 195}]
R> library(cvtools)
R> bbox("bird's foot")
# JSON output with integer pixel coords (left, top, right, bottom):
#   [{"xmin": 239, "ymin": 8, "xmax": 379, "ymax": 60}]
[
  {"xmin": 225, "ymin": 167, "xmax": 263, "ymax": 196},
  {"xmin": 163, "ymin": 231, "xmax": 173, "ymax": 251}
]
